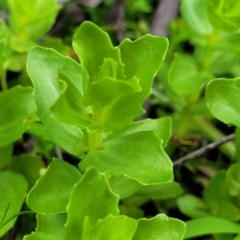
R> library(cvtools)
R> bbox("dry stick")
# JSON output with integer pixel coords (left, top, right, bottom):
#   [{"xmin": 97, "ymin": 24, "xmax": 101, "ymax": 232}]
[
  {"xmin": 174, "ymin": 133, "xmax": 235, "ymax": 166},
  {"xmin": 151, "ymin": 0, "xmax": 180, "ymax": 36}
]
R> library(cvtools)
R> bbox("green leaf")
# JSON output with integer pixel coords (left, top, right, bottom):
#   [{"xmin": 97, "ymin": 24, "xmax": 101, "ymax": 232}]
[
  {"xmin": 184, "ymin": 217, "xmax": 240, "ymax": 239},
  {"xmin": 27, "ymin": 159, "xmax": 81, "ymax": 214},
  {"xmin": 27, "ymin": 46, "xmax": 89, "ymax": 156},
  {"xmin": 90, "ymin": 215, "xmax": 137, "ymax": 240},
  {"xmin": 132, "ymin": 214, "xmax": 186, "ymax": 240},
  {"xmin": 169, "ymin": 54, "xmax": 212, "ymax": 94},
  {"xmin": 177, "ymin": 194, "xmax": 208, "ymax": 218},
  {"xmin": 23, "ymin": 232, "xmax": 57, "ymax": 240},
  {"xmin": 181, "ymin": 0, "xmax": 213, "ymax": 44},
  {"xmin": 12, "ymin": 154, "xmax": 45, "ymax": 189},
  {"xmin": 0, "ymin": 171, "xmax": 28, "ymax": 237},
  {"xmin": 210, "ymin": 34, "xmax": 240, "ymax": 54},
  {"xmin": 83, "ymin": 77, "xmax": 143, "ymax": 131},
  {"xmin": 204, "ymin": 170, "xmax": 240, "ymax": 221},
  {"xmin": 206, "ymin": 78, "xmax": 240, "ymax": 128},
  {"xmin": 36, "ymin": 213, "xmax": 66, "ymax": 240},
  {"xmin": 7, "ymin": 0, "xmax": 59, "ymax": 42},
  {"xmin": 0, "ymin": 20, "xmax": 8, "ymax": 75},
  {"xmin": 41, "ymin": 36, "xmax": 71, "ymax": 56},
  {"xmin": 0, "ymin": 85, "xmax": 36, "ymax": 148},
  {"xmin": 73, "ymin": 21, "xmax": 125, "ymax": 82},
  {"xmin": 107, "ymin": 173, "xmax": 142, "ymax": 199},
  {"xmin": 80, "ymin": 131, "xmax": 173, "ymax": 185},
  {"xmin": 0, "ymin": 145, "xmax": 13, "ymax": 170},
  {"xmin": 205, "ymin": 0, "xmax": 240, "ymax": 30},
  {"xmin": 64, "ymin": 167, "xmax": 119, "ymax": 240},
  {"xmin": 119, "ymin": 34, "xmax": 168, "ymax": 101},
  {"xmin": 106, "ymin": 117, "xmax": 172, "ymax": 148},
  {"xmin": 225, "ymin": 163, "xmax": 240, "ymax": 197},
  {"xmin": 209, "ymin": 51, "xmax": 239, "ymax": 74},
  {"xmin": 136, "ymin": 181, "xmax": 183, "ymax": 200}
]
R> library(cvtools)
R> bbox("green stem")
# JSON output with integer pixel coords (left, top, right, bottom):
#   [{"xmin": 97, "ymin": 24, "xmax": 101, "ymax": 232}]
[
  {"xmin": 193, "ymin": 116, "xmax": 235, "ymax": 161},
  {"xmin": 174, "ymin": 107, "xmax": 192, "ymax": 138},
  {"xmin": 1, "ymin": 68, "xmax": 7, "ymax": 91},
  {"xmin": 0, "ymin": 210, "xmax": 34, "ymax": 230}
]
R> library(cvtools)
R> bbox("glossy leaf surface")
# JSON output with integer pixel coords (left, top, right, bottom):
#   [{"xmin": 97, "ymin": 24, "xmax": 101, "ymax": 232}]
[
  {"xmin": 135, "ymin": 181, "xmax": 183, "ymax": 200},
  {"xmin": 0, "ymin": 86, "xmax": 36, "ymax": 148},
  {"xmin": 73, "ymin": 21, "xmax": 125, "ymax": 82},
  {"xmin": 64, "ymin": 167, "xmax": 119, "ymax": 240},
  {"xmin": 24, "ymin": 232, "xmax": 57, "ymax": 240},
  {"xmin": 106, "ymin": 117, "xmax": 172, "ymax": 148},
  {"xmin": 107, "ymin": 173, "xmax": 142, "ymax": 199},
  {"xmin": 206, "ymin": 78, "xmax": 240, "ymax": 128},
  {"xmin": 27, "ymin": 159, "xmax": 81, "ymax": 213},
  {"xmin": 119, "ymin": 34, "xmax": 168, "ymax": 101},
  {"xmin": 0, "ymin": 171, "xmax": 28, "ymax": 236},
  {"xmin": 80, "ymin": 131, "xmax": 173, "ymax": 185},
  {"xmin": 36, "ymin": 213, "xmax": 66, "ymax": 240},
  {"xmin": 132, "ymin": 214, "xmax": 186, "ymax": 240},
  {"xmin": 90, "ymin": 215, "xmax": 137, "ymax": 240},
  {"xmin": 27, "ymin": 47, "xmax": 89, "ymax": 156}
]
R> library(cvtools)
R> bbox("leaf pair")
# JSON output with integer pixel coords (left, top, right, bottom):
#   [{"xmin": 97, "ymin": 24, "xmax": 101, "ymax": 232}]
[{"xmin": 27, "ymin": 21, "xmax": 173, "ymax": 185}]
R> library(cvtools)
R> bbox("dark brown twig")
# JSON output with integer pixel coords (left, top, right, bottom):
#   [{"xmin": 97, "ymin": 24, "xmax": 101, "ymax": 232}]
[
  {"xmin": 174, "ymin": 133, "xmax": 235, "ymax": 166},
  {"xmin": 151, "ymin": 0, "xmax": 180, "ymax": 36}
]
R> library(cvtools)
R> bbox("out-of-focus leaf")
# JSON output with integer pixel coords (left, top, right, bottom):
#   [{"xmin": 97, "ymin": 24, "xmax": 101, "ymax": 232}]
[
  {"xmin": 80, "ymin": 131, "xmax": 173, "ymax": 185},
  {"xmin": 181, "ymin": 0, "xmax": 213, "ymax": 44},
  {"xmin": 64, "ymin": 167, "xmax": 119, "ymax": 239},
  {"xmin": 205, "ymin": 0, "xmax": 240, "ymax": 30},
  {"xmin": 0, "ymin": 144, "xmax": 12, "ymax": 170},
  {"xmin": 12, "ymin": 154, "xmax": 45, "ymax": 189},
  {"xmin": 0, "ymin": 171, "xmax": 28, "ymax": 237},
  {"xmin": 27, "ymin": 159, "xmax": 81, "ymax": 213},
  {"xmin": 119, "ymin": 205, "xmax": 144, "ymax": 219},
  {"xmin": 41, "ymin": 37, "xmax": 71, "ymax": 56},
  {"xmin": 169, "ymin": 54, "xmax": 212, "ymax": 94},
  {"xmin": 184, "ymin": 217, "xmax": 240, "ymax": 239},
  {"xmin": 0, "ymin": 20, "xmax": 8, "ymax": 74},
  {"xmin": 177, "ymin": 194, "xmax": 208, "ymax": 218},
  {"xmin": 7, "ymin": 0, "xmax": 59, "ymax": 42},
  {"xmin": 132, "ymin": 214, "xmax": 186, "ymax": 240},
  {"xmin": 0, "ymin": 86, "xmax": 36, "ymax": 148},
  {"xmin": 206, "ymin": 78, "xmax": 240, "ymax": 128},
  {"xmin": 226, "ymin": 163, "xmax": 240, "ymax": 197},
  {"xmin": 204, "ymin": 170, "xmax": 240, "ymax": 221}
]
